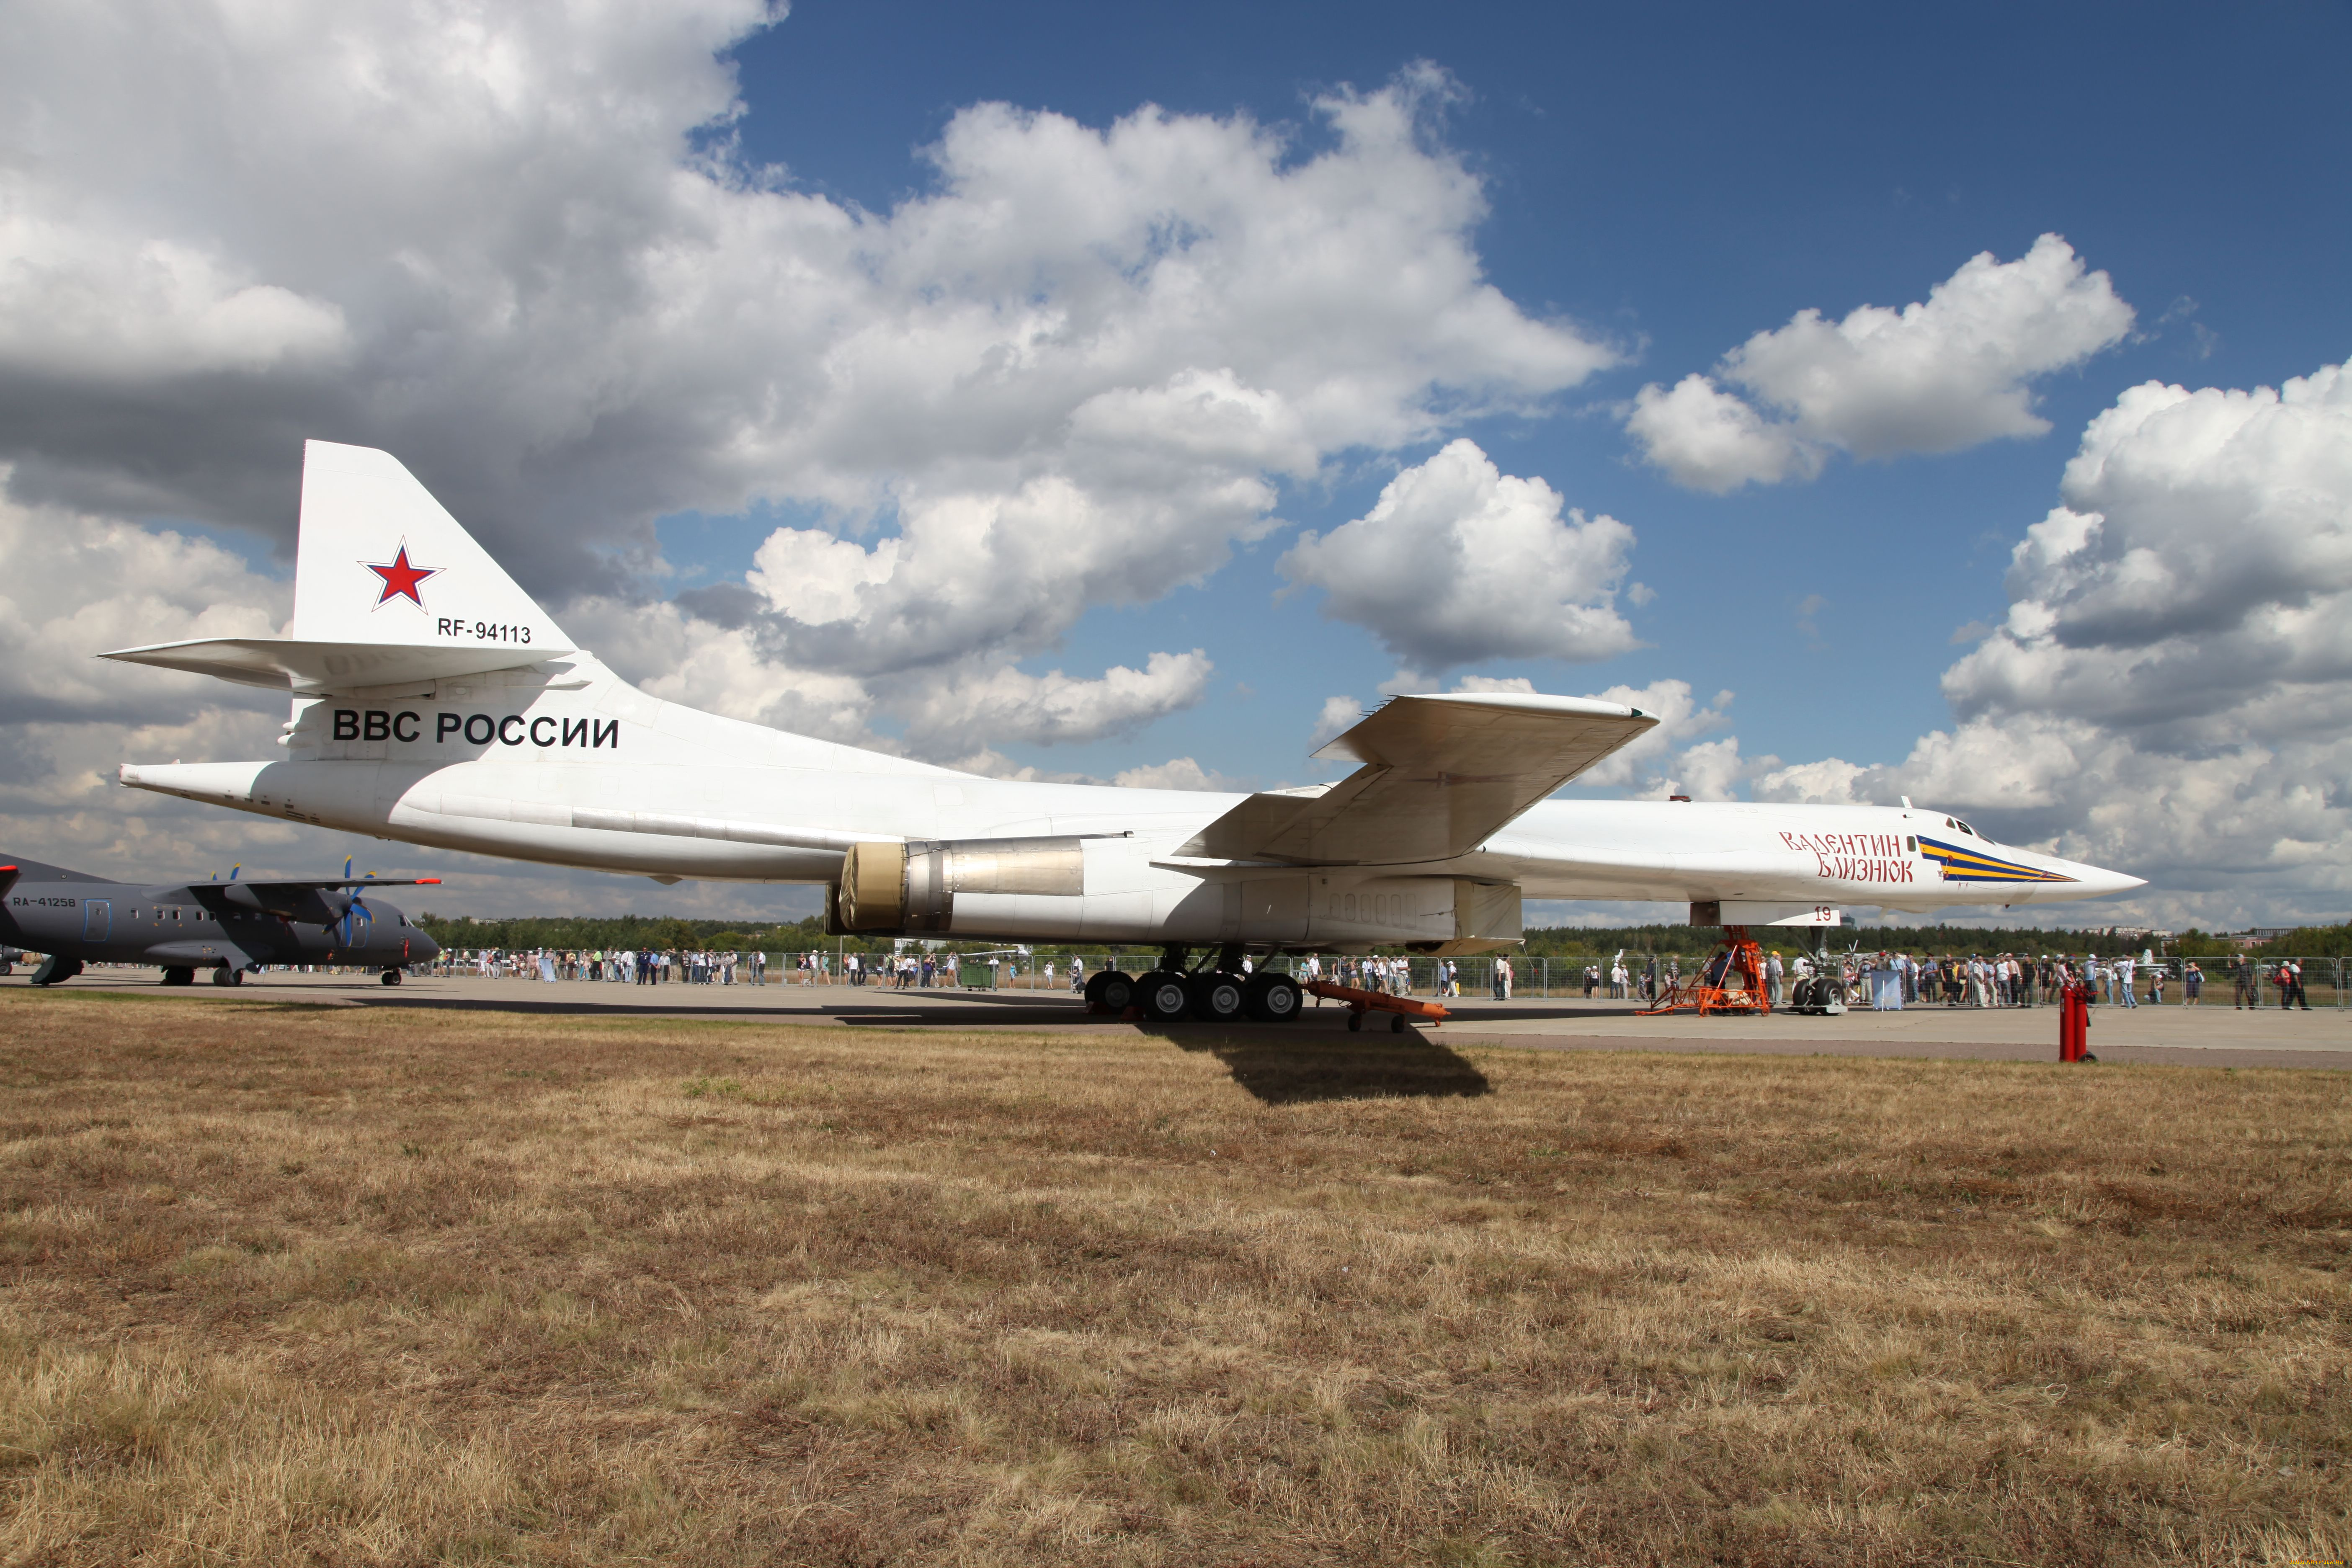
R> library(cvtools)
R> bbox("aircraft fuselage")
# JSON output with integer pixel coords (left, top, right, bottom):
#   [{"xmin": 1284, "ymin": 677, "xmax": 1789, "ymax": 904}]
[
  {"xmin": 0, "ymin": 856, "xmax": 436, "ymax": 981},
  {"xmin": 116, "ymin": 655, "xmax": 2140, "ymax": 951}
]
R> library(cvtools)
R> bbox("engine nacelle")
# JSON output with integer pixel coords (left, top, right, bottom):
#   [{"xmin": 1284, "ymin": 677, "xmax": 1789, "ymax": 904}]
[
  {"xmin": 836, "ymin": 834, "xmax": 1519, "ymax": 953},
  {"xmin": 838, "ymin": 836, "xmax": 1084, "ymax": 933}
]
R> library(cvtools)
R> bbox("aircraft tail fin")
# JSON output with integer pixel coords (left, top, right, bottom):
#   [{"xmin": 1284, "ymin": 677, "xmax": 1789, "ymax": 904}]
[{"xmin": 290, "ymin": 441, "xmax": 572, "ymax": 651}]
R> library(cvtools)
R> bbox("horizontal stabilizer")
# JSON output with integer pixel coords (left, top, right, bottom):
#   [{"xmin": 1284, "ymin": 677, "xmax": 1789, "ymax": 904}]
[
  {"xmin": 1181, "ymin": 692, "xmax": 1656, "ymax": 865},
  {"xmin": 98, "ymin": 637, "xmax": 566, "ymax": 694}
]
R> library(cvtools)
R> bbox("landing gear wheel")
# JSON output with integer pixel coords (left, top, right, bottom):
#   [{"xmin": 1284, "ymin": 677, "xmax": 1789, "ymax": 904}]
[
  {"xmin": 1346, "ymin": 1010, "xmax": 1364, "ymax": 1032},
  {"xmin": 1084, "ymin": 969, "xmax": 1136, "ymax": 1013},
  {"xmin": 1391, "ymin": 1011, "xmax": 1409, "ymax": 1033},
  {"xmin": 1243, "ymin": 972, "xmax": 1302, "ymax": 1023},
  {"xmin": 1190, "ymin": 970, "xmax": 1247, "ymax": 1024},
  {"xmin": 1136, "ymin": 970, "xmax": 1191, "ymax": 1022},
  {"xmin": 210, "ymin": 966, "xmax": 242, "ymax": 987},
  {"xmin": 161, "ymin": 966, "xmax": 194, "ymax": 987},
  {"xmin": 381, "ymin": 969, "xmax": 403, "ymax": 987}
]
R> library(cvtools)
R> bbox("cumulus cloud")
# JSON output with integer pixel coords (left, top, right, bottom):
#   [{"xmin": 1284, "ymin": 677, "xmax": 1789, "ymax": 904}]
[
  {"xmin": 0, "ymin": 7, "xmax": 1609, "ymax": 613},
  {"xmin": 1754, "ymin": 359, "xmax": 2352, "ymax": 928},
  {"xmin": 1112, "ymin": 757, "xmax": 1240, "ymax": 792},
  {"xmin": 0, "ymin": 3, "xmax": 1620, "ymax": 897},
  {"xmin": 1561, "ymin": 679, "xmax": 1735, "ymax": 793},
  {"xmin": 0, "ymin": 480, "xmax": 285, "ymax": 729},
  {"xmin": 1943, "ymin": 366, "xmax": 2352, "ymax": 739},
  {"xmin": 1624, "ymin": 375, "xmax": 1826, "ymax": 491},
  {"xmin": 896, "ymin": 652, "xmax": 1215, "ymax": 756},
  {"xmin": 1308, "ymin": 695, "xmax": 1365, "ymax": 751},
  {"xmin": 1628, "ymin": 235, "xmax": 2133, "ymax": 491},
  {"xmin": 1279, "ymin": 438, "xmax": 1638, "ymax": 674},
  {"xmin": 0, "ymin": 480, "xmax": 295, "ymax": 873}
]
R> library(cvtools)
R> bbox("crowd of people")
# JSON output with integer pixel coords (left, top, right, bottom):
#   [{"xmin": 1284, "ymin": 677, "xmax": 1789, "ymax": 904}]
[
  {"xmin": 425, "ymin": 944, "xmax": 2321, "ymax": 1009},
  {"xmin": 1553, "ymin": 948, "xmax": 2327, "ymax": 1010},
  {"xmin": 438, "ymin": 947, "xmax": 766, "ymax": 984},
  {"xmin": 1705, "ymin": 950, "xmax": 2313, "ymax": 1010}
]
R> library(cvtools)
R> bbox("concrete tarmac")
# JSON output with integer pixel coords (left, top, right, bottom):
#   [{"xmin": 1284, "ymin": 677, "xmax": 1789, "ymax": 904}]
[{"xmin": 13, "ymin": 967, "xmax": 2349, "ymax": 1071}]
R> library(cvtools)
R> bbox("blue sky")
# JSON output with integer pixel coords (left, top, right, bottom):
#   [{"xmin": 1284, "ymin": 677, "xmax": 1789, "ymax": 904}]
[{"xmin": 694, "ymin": 0, "xmax": 2349, "ymax": 788}]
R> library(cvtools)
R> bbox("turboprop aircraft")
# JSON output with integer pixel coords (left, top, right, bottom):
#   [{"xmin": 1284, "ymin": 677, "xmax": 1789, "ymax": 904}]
[
  {"xmin": 102, "ymin": 441, "xmax": 2143, "ymax": 1024},
  {"xmin": 0, "ymin": 855, "xmax": 439, "ymax": 987}
]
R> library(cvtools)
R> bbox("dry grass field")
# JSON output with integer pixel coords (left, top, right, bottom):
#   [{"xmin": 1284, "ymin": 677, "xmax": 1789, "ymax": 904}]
[{"xmin": 0, "ymin": 990, "xmax": 2345, "ymax": 1566}]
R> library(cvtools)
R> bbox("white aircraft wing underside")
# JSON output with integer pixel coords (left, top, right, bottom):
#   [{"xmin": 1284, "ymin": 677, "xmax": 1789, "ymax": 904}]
[{"xmin": 1177, "ymin": 693, "xmax": 1657, "ymax": 866}]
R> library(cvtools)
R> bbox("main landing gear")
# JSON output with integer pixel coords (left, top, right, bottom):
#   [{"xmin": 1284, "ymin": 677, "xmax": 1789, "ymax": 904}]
[
  {"xmin": 28, "ymin": 955, "xmax": 81, "ymax": 987},
  {"xmin": 1087, "ymin": 946, "xmax": 1305, "ymax": 1025},
  {"xmin": 209, "ymin": 965, "xmax": 243, "ymax": 986}
]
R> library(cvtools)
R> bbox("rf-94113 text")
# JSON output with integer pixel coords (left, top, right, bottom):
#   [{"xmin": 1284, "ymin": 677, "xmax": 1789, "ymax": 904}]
[{"xmin": 438, "ymin": 620, "xmax": 531, "ymax": 643}]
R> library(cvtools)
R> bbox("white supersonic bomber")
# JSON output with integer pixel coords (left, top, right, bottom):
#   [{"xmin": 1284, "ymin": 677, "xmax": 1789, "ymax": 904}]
[{"xmin": 106, "ymin": 441, "xmax": 2144, "ymax": 1022}]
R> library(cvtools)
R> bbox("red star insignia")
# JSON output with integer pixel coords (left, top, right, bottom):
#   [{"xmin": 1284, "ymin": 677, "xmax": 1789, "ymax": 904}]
[{"xmin": 364, "ymin": 545, "xmax": 438, "ymax": 608}]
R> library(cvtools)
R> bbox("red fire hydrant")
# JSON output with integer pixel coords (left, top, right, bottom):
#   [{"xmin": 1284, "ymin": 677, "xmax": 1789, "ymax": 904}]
[{"xmin": 2058, "ymin": 981, "xmax": 2095, "ymax": 1063}]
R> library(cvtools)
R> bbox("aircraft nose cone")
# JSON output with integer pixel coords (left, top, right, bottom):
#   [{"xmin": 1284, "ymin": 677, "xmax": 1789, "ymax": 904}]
[{"xmin": 2058, "ymin": 860, "xmax": 2145, "ymax": 900}]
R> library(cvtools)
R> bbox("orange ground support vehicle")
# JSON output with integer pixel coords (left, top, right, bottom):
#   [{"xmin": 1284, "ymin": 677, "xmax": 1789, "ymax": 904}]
[
  {"xmin": 1303, "ymin": 980, "xmax": 1451, "ymax": 1033},
  {"xmin": 1638, "ymin": 928, "xmax": 1771, "ymax": 1016}
]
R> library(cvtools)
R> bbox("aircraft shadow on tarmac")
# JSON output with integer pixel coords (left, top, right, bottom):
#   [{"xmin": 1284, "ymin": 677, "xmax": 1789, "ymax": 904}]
[
  {"xmin": 330, "ymin": 986, "xmax": 1492, "ymax": 1100},
  {"xmin": 1144, "ymin": 1024, "xmax": 1492, "ymax": 1104},
  {"xmin": 343, "ymin": 990, "xmax": 1130, "ymax": 1021}
]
